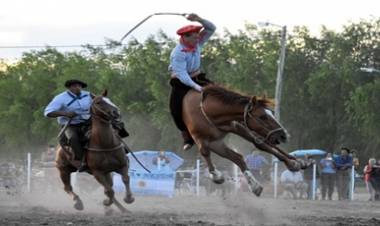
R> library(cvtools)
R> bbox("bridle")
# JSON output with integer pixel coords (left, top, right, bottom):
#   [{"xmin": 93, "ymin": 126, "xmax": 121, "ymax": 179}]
[
  {"xmin": 242, "ymin": 101, "xmax": 284, "ymax": 145},
  {"xmin": 90, "ymin": 98, "xmax": 116, "ymax": 124}
]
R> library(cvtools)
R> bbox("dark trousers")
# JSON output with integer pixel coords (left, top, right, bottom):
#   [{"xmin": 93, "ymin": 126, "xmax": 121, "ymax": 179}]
[
  {"xmin": 321, "ymin": 173, "xmax": 335, "ymax": 200},
  {"xmin": 336, "ymin": 170, "xmax": 350, "ymax": 200},
  {"xmin": 59, "ymin": 123, "xmax": 89, "ymax": 160},
  {"xmin": 169, "ymin": 73, "xmax": 212, "ymax": 131}
]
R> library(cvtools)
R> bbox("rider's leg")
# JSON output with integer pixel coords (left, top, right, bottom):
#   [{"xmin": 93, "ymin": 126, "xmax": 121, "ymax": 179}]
[
  {"xmin": 65, "ymin": 125, "xmax": 87, "ymax": 172},
  {"xmin": 169, "ymin": 78, "xmax": 194, "ymax": 150}
]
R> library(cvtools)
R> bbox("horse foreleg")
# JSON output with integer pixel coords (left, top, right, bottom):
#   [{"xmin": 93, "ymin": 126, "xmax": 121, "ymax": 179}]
[
  {"xmin": 208, "ymin": 140, "xmax": 263, "ymax": 197},
  {"xmin": 116, "ymin": 166, "xmax": 135, "ymax": 204},
  {"xmin": 225, "ymin": 122, "xmax": 303, "ymax": 171},
  {"xmin": 58, "ymin": 167, "xmax": 84, "ymax": 210},
  {"xmin": 93, "ymin": 171, "xmax": 114, "ymax": 206}
]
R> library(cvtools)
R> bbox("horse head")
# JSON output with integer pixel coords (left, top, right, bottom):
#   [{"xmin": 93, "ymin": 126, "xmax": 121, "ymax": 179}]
[
  {"xmin": 244, "ymin": 95, "xmax": 288, "ymax": 145},
  {"xmin": 90, "ymin": 89, "xmax": 120, "ymax": 121}
]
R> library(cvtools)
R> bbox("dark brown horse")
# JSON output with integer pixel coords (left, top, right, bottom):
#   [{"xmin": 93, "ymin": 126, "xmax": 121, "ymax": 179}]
[
  {"xmin": 56, "ymin": 90, "xmax": 134, "ymax": 212},
  {"xmin": 183, "ymin": 85, "xmax": 306, "ymax": 196}
]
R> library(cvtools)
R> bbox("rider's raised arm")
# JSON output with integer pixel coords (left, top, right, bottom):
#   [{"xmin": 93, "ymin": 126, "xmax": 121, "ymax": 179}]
[
  {"xmin": 198, "ymin": 18, "xmax": 216, "ymax": 47},
  {"xmin": 170, "ymin": 50, "xmax": 202, "ymax": 92}
]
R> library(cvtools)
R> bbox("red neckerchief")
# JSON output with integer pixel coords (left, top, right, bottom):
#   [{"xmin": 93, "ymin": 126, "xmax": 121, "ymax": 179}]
[{"xmin": 180, "ymin": 36, "xmax": 198, "ymax": 52}]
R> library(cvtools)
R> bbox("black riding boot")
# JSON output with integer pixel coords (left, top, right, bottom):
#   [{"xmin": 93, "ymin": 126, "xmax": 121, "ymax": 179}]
[
  {"xmin": 181, "ymin": 130, "xmax": 194, "ymax": 151},
  {"xmin": 77, "ymin": 153, "xmax": 88, "ymax": 172}
]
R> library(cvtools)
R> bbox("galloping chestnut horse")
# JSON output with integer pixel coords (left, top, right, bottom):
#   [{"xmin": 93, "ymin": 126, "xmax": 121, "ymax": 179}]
[
  {"xmin": 183, "ymin": 85, "xmax": 306, "ymax": 196},
  {"xmin": 55, "ymin": 90, "xmax": 134, "ymax": 212}
]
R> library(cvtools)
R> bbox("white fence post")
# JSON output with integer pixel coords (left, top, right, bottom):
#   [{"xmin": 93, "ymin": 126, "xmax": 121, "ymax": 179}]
[
  {"xmin": 27, "ymin": 152, "xmax": 31, "ymax": 193},
  {"xmin": 196, "ymin": 159, "xmax": 200, "ymax": 196},
  {"xmin": 273, "ymin": 161, "xmax": 278, "ymax": 199},
  {"xmin": 350, "ymin": 165, "xmax": 355, "ymax": 201},
  {"xmin": 312, "ymin": 163, "xmax": 317, "ymax": 200}
]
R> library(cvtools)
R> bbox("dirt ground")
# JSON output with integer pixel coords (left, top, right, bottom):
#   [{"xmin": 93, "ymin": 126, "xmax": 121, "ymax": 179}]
[{"xmin": 1, "ymin": 188, "xmax": 380, "ymax": 226}]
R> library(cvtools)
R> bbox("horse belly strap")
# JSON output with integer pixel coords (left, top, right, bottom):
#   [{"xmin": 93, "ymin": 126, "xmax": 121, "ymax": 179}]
[{"xmin": 87, "ymin": 143, "xmax": 124, "ymax": 152}]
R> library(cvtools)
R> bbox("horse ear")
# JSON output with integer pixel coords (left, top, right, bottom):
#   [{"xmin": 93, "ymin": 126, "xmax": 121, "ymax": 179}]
[
  {"xmin": 102, "ymin": 89, "xmax": 108, "ymax": 97},
  {"xmin": 251, "ymin": 96, "xmax": 257, "ymax": 105},
  {"xmin": 90, "ymin": 93, "xmax": 96, "ymax": 99}
]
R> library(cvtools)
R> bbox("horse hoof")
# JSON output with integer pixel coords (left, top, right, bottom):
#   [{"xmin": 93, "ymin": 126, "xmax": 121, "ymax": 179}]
[
  {"xmin": 210, "ymin": 170, "xmax": 225, "ymax": 184},
  {"xmin": 124, "ymin": 195, "xmax": 135, "ymax": 204},
  {"xmin": 103, "ymin": 199, "xmax": 113, "ymax": 206},
  {"xmin": 287, "ymin": 159, "xmax": 301, "ymax": 172},
  {"xmin": 252, "ymin": 186, "xmax": 263, "ymax": 197},
  {"xmin": 74, "ymin": 199, "xmax": 84, "ymax": 211},
  {"xmin": 213, "ymin": 177, "xmax": 225, "ymax": 184},
  {"xmin": 298, "ymin": 159, "xmax": 308, "ymax": 170}
]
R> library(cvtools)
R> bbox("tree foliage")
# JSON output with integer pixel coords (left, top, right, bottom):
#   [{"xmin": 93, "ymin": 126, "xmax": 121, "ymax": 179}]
[{"xmin": 0, "ymin": 18, "xmax": 379, "ymax": 163}]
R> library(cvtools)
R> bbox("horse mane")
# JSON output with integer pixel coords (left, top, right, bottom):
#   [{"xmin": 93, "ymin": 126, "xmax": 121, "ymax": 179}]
[{"xmin": 202, "ymin": 85, "xmax": 274, "ymax": 108}]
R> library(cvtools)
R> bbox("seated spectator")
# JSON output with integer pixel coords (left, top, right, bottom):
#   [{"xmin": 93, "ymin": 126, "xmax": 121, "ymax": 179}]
[
  {"xmin": 280, "ymin": 169, "xmax": 307, "ymax": 199},
  {"xmin": 320, "ymin": 153, "xmax": 336, "ymax": 200},
  {"xmin": 364, "ymin": 158, "xmax": 376, "ymax": 201}
]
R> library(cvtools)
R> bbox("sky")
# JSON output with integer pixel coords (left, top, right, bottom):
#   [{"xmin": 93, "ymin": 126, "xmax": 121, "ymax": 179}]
[{"xmin": 1, "ymin": 0, "xmax": 379, "ymax": 59}]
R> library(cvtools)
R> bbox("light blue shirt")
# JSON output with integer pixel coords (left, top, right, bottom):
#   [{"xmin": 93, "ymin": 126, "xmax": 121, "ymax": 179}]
[
  {"xmin": 44, "ymin": 90, "xmax": 92, "ymax": 125},
  {"xmin": 168, "ymin": 19, "xmax": 216, "ymax": 91},
  {"xmin": 320, "ymin": 159, "xmax": 336, "ymax": 174}
]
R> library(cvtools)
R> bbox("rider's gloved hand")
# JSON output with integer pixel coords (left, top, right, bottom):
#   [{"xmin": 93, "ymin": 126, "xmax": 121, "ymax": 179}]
[
  {"xmin": 196, "ymin": 86, "xmax": 203, "ymax": 92},
  {"xmin": 65, "ymin": 112, "xmax": 77, "ymax": 118},
  {"xmin": 186, "ymin": 13, "xmax": 202, "ymax": 22}
]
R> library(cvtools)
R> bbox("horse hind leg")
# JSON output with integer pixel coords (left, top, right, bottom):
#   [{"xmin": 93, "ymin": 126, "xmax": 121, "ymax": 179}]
[
  {"xmin": 209, "ymin": 141, "xmax": 263, "ymax": 197},
  {"xmin": 58, "ymin": 167, "xmax": 84, "ymax": 210},
  {"xmin": 198, "ymin": 141, "xmax": 225, "ymax": 184}
]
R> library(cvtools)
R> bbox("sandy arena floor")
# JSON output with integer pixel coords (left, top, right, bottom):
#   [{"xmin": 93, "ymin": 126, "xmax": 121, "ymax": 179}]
[{"xmin": 1, "ymin": 188, "xmax": 380, "ymax": 226}]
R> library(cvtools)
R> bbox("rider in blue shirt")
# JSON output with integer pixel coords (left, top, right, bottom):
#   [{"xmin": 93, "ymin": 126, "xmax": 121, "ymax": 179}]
[
  {"xmin": 168, "ymin": 13, "xmax": 216, "ymax": 150},
  {"xmin": 44, "ymin": 79, "xmax": 129, "ymax": 172},
  {"xmin": 44, "ymin": 79, "xmax": 92, "ymax": 172}
]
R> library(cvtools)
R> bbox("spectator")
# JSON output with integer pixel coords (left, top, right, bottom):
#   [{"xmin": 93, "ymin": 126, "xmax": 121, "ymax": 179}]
[
  {"xmin": 334, "ymin": 147, "xmax": 353, "ymax": 200},
  {"xmin": 363, "ymin": 158, "xmax": 376, "ymax": 201},
  {"xmin": 152, "ymin": 150, "xmax": 170, "ymax": 170},
  {"xmin": 319, "ymin": 153, "xmax": 336, "ymax": 200},
  {"xmin": 303, "ymin": 155, "xmax": 319, "ymax": 200},
  {"xmin": 369, "ymin": 160, "xmax": 380, "ymax": 201},
  {"xmin": 280, "ymin": 169, "xmax": 307, "ymax": 199},
  {"xmin": 350, "ymin": 150, "xmax": 360, "ymax": 171},
  {"xmin": 245, "ymin": 150, "xmax": 268, "ymax": 183}
]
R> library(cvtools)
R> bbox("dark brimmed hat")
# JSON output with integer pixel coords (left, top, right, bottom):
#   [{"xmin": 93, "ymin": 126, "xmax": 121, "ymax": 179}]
[{"xmin": 64, "ymin": 79, "xmax": 87, "ymax": 88}]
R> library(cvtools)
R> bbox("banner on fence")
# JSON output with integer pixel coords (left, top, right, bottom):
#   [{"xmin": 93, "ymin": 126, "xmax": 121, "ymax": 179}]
[{"xmin": 113, "ymin": 150, "xmax": 184, "ymax": 197}]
